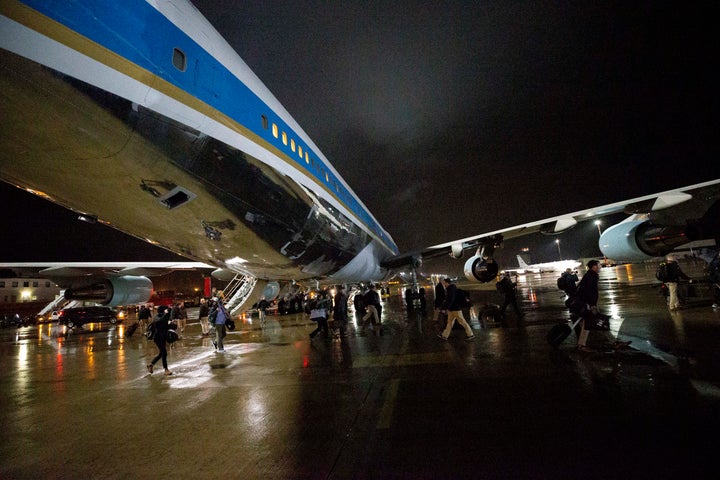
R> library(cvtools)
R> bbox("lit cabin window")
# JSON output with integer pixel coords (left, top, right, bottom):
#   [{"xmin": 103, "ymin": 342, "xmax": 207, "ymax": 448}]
[
  {"xmin": 282, "ymin": 132, "xmax": 288, "ymax": 145},
  {"xmin": 305, "ymin": 152, "xmax": 309, "ymax": 164},
  {"xmin": 261, "ymin": 115, "xmax": 269, "ymax": 129},
  {"xmin": 325, "ymin": 172, "xmax": 329, "ymax": 182},
  {"xmin": 291, "ymin": 139, "xmax": 296, "ymax": 152},
  {"xmin": 172, "ymin": 48, "xmax": 187, "ymax": 71},
  {"xmin": 272, "ymin": 124, "xmax": 278, "ymax": 138},
  {"xmin": 298, "ymin": 146, "xmax": 303, "ymax": 158}
]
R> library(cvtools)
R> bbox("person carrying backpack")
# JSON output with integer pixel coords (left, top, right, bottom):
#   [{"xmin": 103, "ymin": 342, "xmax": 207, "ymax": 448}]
[
  {"xmin": 437, "ymin": 278, "xmax": 475, "ymax": 341},
  {"xmin": 557, "ymin": 268, "xmax": 579, "ymax": 296}
]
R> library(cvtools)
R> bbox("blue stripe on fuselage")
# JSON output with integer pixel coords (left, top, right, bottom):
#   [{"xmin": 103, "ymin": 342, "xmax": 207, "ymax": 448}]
[{"xmin": 19, "ymin": 0, "xmax": 398, "ymax": 255}]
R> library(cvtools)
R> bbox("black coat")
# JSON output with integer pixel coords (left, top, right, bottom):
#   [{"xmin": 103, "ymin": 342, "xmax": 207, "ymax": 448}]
[{"xmin": 576, "ymin": 269, "xmax": 599, "ymax": 307}]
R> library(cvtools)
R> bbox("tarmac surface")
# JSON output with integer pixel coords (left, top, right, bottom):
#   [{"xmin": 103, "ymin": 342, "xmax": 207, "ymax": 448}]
[{"xmin": 2, "ymin": 261, "xmax": 720, "ymax": 479}]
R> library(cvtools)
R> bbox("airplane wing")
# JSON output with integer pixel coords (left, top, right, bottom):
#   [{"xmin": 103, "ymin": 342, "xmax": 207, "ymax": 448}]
[
  {"xmin": 0, "ymin": 261, "xmax": 218, "ymax": 307},
  {"xmin": 0, "ymin": 261, "xmax": 216, "ymax": 278},
  {"xmin": 427, "ymin": 179, "xmax": 720, "ymax": 253},
  {"xmin": 385, "ymin": 179, "xmax": 720, "ymax": 282}
]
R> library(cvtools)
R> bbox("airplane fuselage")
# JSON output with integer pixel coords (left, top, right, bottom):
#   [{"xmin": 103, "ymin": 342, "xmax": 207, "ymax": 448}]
[{"xmin": 0, "ymin": 0, "xmax": 398, "ymax": 283}]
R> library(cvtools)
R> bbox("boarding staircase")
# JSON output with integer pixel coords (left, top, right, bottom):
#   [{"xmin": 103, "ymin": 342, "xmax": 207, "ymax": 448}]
[
  {"xmin": 222, "ymin": 274, "xmax": 258, "ymax": 316},
  {"xmin": 37, "ymin": 291, "xmax": 69, "ymax": 317}
]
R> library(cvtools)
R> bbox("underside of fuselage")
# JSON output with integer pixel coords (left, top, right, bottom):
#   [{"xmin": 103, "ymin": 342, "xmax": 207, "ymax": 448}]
[{"xmin": 0, "ymin": 49, "xmax": 377, "ymax": 281}]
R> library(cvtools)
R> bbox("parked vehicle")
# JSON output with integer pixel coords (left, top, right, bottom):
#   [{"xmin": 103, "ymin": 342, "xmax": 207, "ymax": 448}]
[{"xmin": 57, "ymin": 306, "xmax": 118, "ymax": 328}]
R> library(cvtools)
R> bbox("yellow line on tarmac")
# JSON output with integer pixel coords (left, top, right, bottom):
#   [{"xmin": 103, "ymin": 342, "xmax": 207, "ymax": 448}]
[{"xmin": 376, "ymin": 378, "xmax": 400, "ymax": 430}]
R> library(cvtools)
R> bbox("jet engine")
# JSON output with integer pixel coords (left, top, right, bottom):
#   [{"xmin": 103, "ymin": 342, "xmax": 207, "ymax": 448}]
[
  {"xmin": 64, "ymin": 275, "xmax": 153, "ymax": 306},
  {"xmin": 599, "ymin": 219, "xmax": 700, "ymax": 262},
  {"xmin": 463, "ymin": 255, "xmax": 500, "ymax": 283}
]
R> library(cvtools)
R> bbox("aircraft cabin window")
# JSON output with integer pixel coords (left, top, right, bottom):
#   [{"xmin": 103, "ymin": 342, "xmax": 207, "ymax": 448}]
[
  {"xmin": 272, "ymin": 123, "xmax": 278, "ymax": 138},
  {"xmin": 172, "ymin": 48, "xmax": 187, "ymax": 71},
  {"xmin": 291, "ymin": 139, "xmax": 296, "ymax": 152},
  {"xmin": 305, "ymin": 152, "xmax": 309, "ymax": 164},
  {"xmin": 298, "ymin": 146, "xmax": 303, "ymax": 158},
  {"xmin": 282, "ymin": 132, "xmax": 288, "ymax": 145},
  {"xmin": 261, "ymin": 115, "xmax": 269, "ymax": 129}
]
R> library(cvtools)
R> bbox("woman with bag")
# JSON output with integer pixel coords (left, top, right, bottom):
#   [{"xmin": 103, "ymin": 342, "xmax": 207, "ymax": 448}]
[
  {"xmin": 308, "ymin": 292, "xmax": 330, "ymax": 340},
  {"xmin": 147, "ymin": 305, "xmax": 174, "ymax": 376}
]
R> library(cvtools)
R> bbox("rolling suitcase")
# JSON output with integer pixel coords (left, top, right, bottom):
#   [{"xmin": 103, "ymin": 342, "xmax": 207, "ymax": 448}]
[{"xmin": 546, "ymin": 318, "xmax": 582, "ymax": 348}]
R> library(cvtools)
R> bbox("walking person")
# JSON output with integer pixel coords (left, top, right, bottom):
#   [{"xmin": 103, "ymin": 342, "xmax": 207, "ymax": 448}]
[
  {"xmin": 432, "ymin": 280, "xmax": 446, "ymax": 323},
  {"xmin": 575, "ymin": 259, "xmax": 630, "ymax": 352},
  {"xmin": 177, "ymin": 302, "xmax": 188, "ymax": 335},
  {"xmin": 437, "ymin": 278, "xmax": 475, "ymax": 341},
  {"xmin": 198, "ymin": 298, "xmax": 210, "ymax": 336},
  {"xmin": 333, "ymin": 285, "xmax": 349, "ymax": 338},
  {"xmin": 361, "ymin": 284, "xmax": 382, "ymax": 335},
  {"xmin": 663, "ymin": 255, "xmax": 692, "ymax": 311},
  {"xmin": 708, "ymin": 252, "xmax": 720, "ymax": 309},
  {"xmin": 138, "ymin": 305, "xmax": 152, "ymax": 333},
  {"xmin": 308, "ymin": 292, "xmax": 330, "ymax": 339},
  {"xmin": 212, "ymin": 299, "xmax": 229, "ymax": 352},
  {"xmin": 147, "ymin": 305, "xmax": 173, "ymax": 376},
  {"xmin": 353, "ymin": 288, "xmax": 365, "ymax": 324},
  {"xmin": 257, "ymin": 296, "xmax": 270, "ymax": 326},
  {"xmin": 497, "ymin": 272, "xmax": 523, "ymax": 324},
  {"xmin": 558, "ymin": 268, "xmax": 579, "ymax": 296}
]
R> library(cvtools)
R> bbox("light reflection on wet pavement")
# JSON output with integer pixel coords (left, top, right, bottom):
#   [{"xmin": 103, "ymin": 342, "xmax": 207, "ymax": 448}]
[{"xmin": 1, "ymin": 260, "xmax": 720, "ymax": 478}]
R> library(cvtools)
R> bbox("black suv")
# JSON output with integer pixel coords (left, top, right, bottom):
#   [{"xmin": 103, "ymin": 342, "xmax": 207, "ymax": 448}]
[{"xmin": 58, "ymin": 306, "xmax": 118, "ymax": 328}]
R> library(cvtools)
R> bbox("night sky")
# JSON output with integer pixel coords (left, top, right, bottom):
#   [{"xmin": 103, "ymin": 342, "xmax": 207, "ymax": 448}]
[{"xmin": 1, "ymin": 1, "xmax": 718, "ymax": 266}]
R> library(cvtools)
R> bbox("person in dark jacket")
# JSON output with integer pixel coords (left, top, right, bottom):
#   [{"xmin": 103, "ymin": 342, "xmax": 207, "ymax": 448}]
[
  {"xmin": 333, "ymin": 285, "xmax": 349, "ymax": 338},
  {"xmin": 147, "ymin": 305, "xmax": 173, "ymax": 376},
  {"xmin": 575, "ymin": 259, "xmax": 630, "ymax": 352},
  {"xmin": 709, "ymin": 252, "xmax": 720, "ymax": 308},
  {"xmin": 559, "ymin": 268, "xmax": 579, "ymax": 296},
  {"xmin": 137, "ymin": 305, "xmax": 152, "ymax": 333},
  {"xmin": 575, "ymin": 260, "xmax": 600, "ymax": 352},
  {"xmin": 257, "ymin": 297, "xmax": 270, "ymax": 325},
  {"xmin": 497, "ymin": 272, "xmax": 523, "ymax": 323},
  {"xmin": 437, "ymin": 278, "xmax": 474, "ymax": 341},
  {"xmin": 432, "ymin": 281, "xmax": 446, "ymax": 323}
]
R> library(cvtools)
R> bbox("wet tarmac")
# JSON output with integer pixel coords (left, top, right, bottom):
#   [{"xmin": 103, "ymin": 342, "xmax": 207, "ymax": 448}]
[{"xmin": 2, "ymin": 261, "xmax": 720, "ymax": 479}]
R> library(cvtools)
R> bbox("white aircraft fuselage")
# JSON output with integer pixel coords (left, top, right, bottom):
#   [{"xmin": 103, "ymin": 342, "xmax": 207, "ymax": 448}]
[{"xmin": 0, "ymin": 0, "xmax": 398, "ymax": 285}]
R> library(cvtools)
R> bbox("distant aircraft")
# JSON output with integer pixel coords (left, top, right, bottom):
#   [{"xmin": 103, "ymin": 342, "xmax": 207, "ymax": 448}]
[
  {"xmin": 505, "ymin": 256, "xmax": 581, "ymax": 274},
  {"xmin": 1, "ymin": 2, "xmax": 719, "ymax": 308}
]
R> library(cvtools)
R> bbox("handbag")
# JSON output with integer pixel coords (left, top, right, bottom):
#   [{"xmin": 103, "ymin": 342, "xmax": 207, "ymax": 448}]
[
  {"xmin": 225, "ymin": 319, "xmax": 236, "ymax": 331},
  {"xmin": 584, "ymin": 312, "xmax": 610, "ymax": 331},
  {"xmin": 166, "ymin": 329, "xmax": 179, "ymax": 343}
]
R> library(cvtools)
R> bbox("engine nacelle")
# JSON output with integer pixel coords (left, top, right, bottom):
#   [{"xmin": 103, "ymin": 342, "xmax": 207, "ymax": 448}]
[
  {"xmin": 599, "ymin": 219, "xmax": 695, "ymax": 262},
  {"xmin": 64, "ymin": 275, "xmax": 153, "ymax": 306},
  {"xmin": 463, "ymin": 255, "xmax": 500, "ymax": 283}
]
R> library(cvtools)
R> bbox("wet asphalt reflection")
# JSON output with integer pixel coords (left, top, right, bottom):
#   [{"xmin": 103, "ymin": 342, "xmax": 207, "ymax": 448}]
[{"xmin": 1, "ymin": 259, "xmax": 720, "ymax": 478}]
